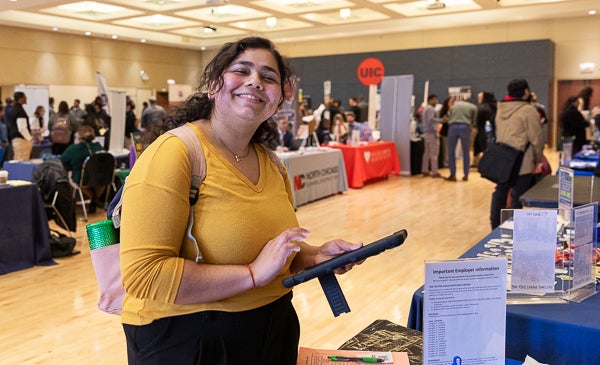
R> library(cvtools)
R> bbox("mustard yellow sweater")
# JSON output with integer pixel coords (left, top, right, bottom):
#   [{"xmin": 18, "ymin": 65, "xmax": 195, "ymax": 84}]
[{"xmin": 120, "ymin": 123, "xmax": 298, "ymax": 325}]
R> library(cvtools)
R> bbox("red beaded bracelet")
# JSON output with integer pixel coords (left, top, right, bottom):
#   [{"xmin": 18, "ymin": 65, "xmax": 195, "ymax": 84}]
[{"xmin": 245, "ymin": 264, "xmax": 256, "ymax": 289}]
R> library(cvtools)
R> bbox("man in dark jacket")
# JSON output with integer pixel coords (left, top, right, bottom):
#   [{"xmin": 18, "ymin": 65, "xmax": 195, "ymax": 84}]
[
  {"xmin": 490, "ymin": 79, "xmax": 544, "ymax": 229},
  {"xmin": 6, "ymin": 91, "xmax": 32, "ymax": 160}
]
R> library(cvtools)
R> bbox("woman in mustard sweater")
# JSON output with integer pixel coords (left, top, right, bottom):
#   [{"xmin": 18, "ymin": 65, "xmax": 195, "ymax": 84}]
[{"xmin": 120, "ymin": 37, "xmax": 362, "ymax": 365}]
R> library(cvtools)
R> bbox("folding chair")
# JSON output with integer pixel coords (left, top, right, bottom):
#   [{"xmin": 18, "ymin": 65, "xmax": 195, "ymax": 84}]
[
  {"xmin": 73, "ymin": 152, "xmax": 116, "ymax": 222},
  {"xmin": 45, "ymin": 178, "xmax": 76, "ymax": 236}
]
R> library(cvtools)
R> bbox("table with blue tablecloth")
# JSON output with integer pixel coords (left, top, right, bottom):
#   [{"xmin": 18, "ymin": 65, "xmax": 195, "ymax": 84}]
[
  {"xmin": 407, "ymin": 228, "xmax": 600, "ymax": 364},
  {"xmin": 1, "ymin": 159, "xmax": 43, "ymax": 181},
  {"xmin": 0, "ymin": 183, "xmax": 55, "ymax": 275},
  {"xmin": 567, "ymin": 149, "xmax": 598, "ymax": 176}
]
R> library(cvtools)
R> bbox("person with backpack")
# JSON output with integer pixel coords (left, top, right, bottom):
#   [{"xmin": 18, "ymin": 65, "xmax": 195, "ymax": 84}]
[
  {"xmin": 119, "ymin": 37, "xmax": 363, "ymax": 365},
  {"xmin": 50, "ymin": 100, "xmax": 77, "ymax": 155}
]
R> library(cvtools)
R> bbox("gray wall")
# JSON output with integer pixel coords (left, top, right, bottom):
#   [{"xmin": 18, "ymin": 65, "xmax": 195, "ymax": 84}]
[{"xmin": 290, "ymin": 39, "xmax": 554, "ymax": 111}]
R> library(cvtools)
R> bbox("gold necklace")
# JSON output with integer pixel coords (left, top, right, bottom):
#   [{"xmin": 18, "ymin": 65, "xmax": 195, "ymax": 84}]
[{"xmin": 210, "ymin": 121, "xmax": 250, "ymax": 163}]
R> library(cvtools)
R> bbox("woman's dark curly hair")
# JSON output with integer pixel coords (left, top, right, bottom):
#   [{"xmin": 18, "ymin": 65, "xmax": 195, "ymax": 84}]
[{"xmin": 144, "ymin": 37, "xmax": 295, "ymax": 148}]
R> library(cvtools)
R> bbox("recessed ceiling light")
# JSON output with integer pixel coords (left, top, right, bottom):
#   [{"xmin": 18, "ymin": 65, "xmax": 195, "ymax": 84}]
[
  {"xmin": 340, "ymin": 8, "xmax": 351, "ymax": 19},
  {"xmin": 85, "ymin": 31, "xmax": 92, "ymax": 36},
  {"xmin": 140, "ymin": 38, "xmax": 147, "ymax": 43},
  {"xmin": 266, "ymin": 17, "xmax": 277, "ymax": 28},
  {"xmin": 589, "ymin": 10, "xmax": 597, "ymax": 15},
  {"xmin": 111, "ymin": 34, "xmax": 118, "ymax": 39},
  {"xmin": 200, "ymin": 46, "xmax": 207, "ymax": 51},
  {"xmin": 52, "ymin": 27, "xmax": 59, "ymax": 31}
]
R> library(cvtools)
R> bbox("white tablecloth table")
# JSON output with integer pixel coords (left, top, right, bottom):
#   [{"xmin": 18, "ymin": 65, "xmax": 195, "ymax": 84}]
[{"xmin": 276, "ymin": 148, "xmax": 348, "ymax": 208}]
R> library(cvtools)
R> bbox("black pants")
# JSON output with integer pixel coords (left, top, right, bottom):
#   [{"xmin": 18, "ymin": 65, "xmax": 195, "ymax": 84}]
[
  {"xmin": 123, "ymin": 292, "xmax": 299, "ymax": 365},
  {"xmin": 490, "ymin": 174, "xmax": 535, "ymax": 229}
]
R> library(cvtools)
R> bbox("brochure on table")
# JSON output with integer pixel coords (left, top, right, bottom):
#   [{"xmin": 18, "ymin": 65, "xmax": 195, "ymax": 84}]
[
  {"xmin": 498, "ymin": 206, "xmax": 597, "ymax": 304},
  {"xmin": 423, "ymin": 257, "xmax": 507, "ymax": 365},
  {"xmin": 558, "ymin": 167, "xmax": 574, "ymax": 222}
]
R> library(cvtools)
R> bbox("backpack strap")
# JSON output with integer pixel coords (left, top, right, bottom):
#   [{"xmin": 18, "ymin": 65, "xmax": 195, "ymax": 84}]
[
  {"xmin": 167, "ymin": 123, "xmax": 206, "ymax": 206},
  {"xmin": 167, "ymin": 123, "xmax": 206, "ymax": 263},
  {"xmin": 262, "ymin": 147, "xmax": 286, "ymax": 181}
]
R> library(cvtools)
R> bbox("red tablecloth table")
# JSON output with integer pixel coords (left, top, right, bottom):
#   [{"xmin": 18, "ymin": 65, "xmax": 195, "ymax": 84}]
[{"xmin": 330, "ymin": 142, "xmax": 400, "ymax": 188}]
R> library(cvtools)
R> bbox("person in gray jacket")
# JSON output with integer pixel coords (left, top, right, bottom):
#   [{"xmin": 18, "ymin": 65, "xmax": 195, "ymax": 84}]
[{"xmin": 490, "ymin": 79, "xmax": 544, "ymax": 229}]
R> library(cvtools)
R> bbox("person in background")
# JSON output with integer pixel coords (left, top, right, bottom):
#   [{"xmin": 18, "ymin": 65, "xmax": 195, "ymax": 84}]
[
  {"xmin": 4, "ymin": 97, "xmax": 13, "ymax": 119},
  {"xmin": 124, "ymin": 99, "xmax": 139, "ymax": 149},
  {"xmin": 60, "ymin": 124, "xmax": 105, "ymax": 213},
  {"xmin": 357, "ymin": 95, "xmax": 369, "ymax": 123},
  {"xmin": 141, "ymin": 97, "xmax": 167, "ymax": 130},
  {"xmin": 529, "ymin": 91, "xmax": 548, "ymax": 145},
  {"xmin": 69, "ymin": 99, "xmax": 86, "ymax": 126},
  {"xmin": 47, "ymin": 97, "xmax": 55, "ymax": 129},
  {"xmin": 50, "ymin": 100, "xmax": 77, "ymax": 155},
  {"xmin": 577, "ymin": 86, "xmax": 594, "ymax": 120},
  {"xmin": 30, "ymin": 105, "xmax": 46, "ymax": 143},
  {"xmin": 473, "ymin": 91, "xmax": 497, "ymax": 166},
  {"xmin": 560, "ymin": 96, "xmax": 589, "ymax": 155},
  {"xmin": 7, "ymin": 91, "xmax": 33, "ymax": 160},
  {"xmin": 316, "ymin": 117, "xmax": 331, "ymax": 145},
  {"xmin": 421, "ymin": 94, "xmax": 443, "ymax": 178},
  {"xmin": 438, "ymin": 96, "xmax": 453, "ymax": 168},
  {"xmin": 332, "ymin": 112, "xmax": 348, "ymax": 143},
  {"xmin": 345, "ymin": 111, "xmax": 365, "ymax": 142},
  {"xmin": 94, "ymin": 96, "xmax": 112, "ymax": 150},
  {"xmin": 0, "ymin": 105, "xmax": 8, "ymax": 163},
  {"xmin": 120, "ymin": 36, "xmax": 362, "ymax": 365},
  {"xmin": 272, "ymin": 113, "xmax": 293, "ymax": 151},
  {"xmin": 348, "ymin": 97, "xmax": 361, "ymax": 122},
  {"xmin": 81, "ymin": 102, "xmax": 102, "ymax": 137},
  {"xmin": 445, "ymin": 94, "xmax": 477, "ymax": 181},
  {"xmin": 490, "ymin": 79, "xmax": 544, "ymax": 229}
]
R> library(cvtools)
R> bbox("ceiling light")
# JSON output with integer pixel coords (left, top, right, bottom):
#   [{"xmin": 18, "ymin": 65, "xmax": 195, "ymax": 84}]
[
  {"xmin": 203, "ymin": 25, "xmax": 216, "ymax": 33},
  {"xmin": 589, "ymin": 10, "xmax": 597, "ymax": 15},
  {"xmin": 140, "ymin": 38, "xmax": 147, "ymax": 43},
  {"xmin": 266, "ymin": 17, "xmax": 277, "ymax": 28},
  {"xmin": 340, "ymin": 8, "xmax": 351, "ymax": 19},
  {"xmin": 579, "ymin": 62, "xmax": 596, "ymax": 73},
  {"xmin": 52, "ymin": 27, "xmax": 59, "ymax": 31},
  {"xmin": 85, "ymin": 31, "xmax": 92, "ymax": 36},
  {"xmin": 111, "ymin": 34, "xmax": 118, "ymax": 39},
  {"xmin": 167, "ymin": 79, "xmax": 176, "ymax": 85},
  {"xmin": 207, "ymin": 0, "xmax": 228, "ymax": 6},
  {"xmin": 426, "ymin": 0, "xmax": 446, "ymax": 10},
  {"xmin": 200, "ymin": 46, "xmax": 207, "ymax": 51},
  {"xmin": 59, "ymin": 1, "xmax": 125, "ymax": 14}
]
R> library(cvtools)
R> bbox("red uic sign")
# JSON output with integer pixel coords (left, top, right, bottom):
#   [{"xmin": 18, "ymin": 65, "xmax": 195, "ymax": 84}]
[{"xmin": 357, "ymin": 58, "xmax": 385, "ymax": 86}]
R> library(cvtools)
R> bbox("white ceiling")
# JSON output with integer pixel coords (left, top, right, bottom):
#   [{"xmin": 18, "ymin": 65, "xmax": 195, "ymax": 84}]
[{"xmin": 0, "ymin": 0, "xmax": 597, "ymax": 51}]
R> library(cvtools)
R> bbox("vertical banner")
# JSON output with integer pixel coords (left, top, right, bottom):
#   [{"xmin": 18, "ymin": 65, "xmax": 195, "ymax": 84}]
[
  {"xmin": 323, "ymin": 80, "xmax": 331, "ymax": 106},
  {"xmin": 108, "ymin": 91, "xmax": 127, "ymax": 155},
  {"xmin": 423, "ymin": 80, "xmax": 429, "ymax": 108},
  {"xmin": 96, "ymin": 71, "xmax": 111, "ymax": 116}
]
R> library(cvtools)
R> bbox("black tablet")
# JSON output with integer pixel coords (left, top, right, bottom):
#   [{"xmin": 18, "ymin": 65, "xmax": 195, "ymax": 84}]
[{"xmin": 283, "ymin": 230, "xmax": 408, "ymax": 288}]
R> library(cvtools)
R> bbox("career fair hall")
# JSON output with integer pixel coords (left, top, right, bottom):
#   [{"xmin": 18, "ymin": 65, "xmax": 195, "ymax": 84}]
[{"xmin": 1, "ymin": 0, "xmax": 599, "ymax": 364}]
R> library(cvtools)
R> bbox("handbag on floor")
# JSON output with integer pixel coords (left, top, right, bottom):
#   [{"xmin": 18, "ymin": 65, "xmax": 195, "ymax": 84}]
[{"xmin": 477, "ymin": 142, "xmax": 525, "ymax": 185}]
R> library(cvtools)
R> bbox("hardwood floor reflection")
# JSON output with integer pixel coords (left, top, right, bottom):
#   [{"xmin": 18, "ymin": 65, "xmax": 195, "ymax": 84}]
[{"xmin": 0, "ymin": 149, "xmax": 560, "ymax": 364}]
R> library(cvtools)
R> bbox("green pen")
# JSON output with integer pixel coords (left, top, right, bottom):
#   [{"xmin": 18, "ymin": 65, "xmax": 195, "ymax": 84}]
[{"xmin": 327, "ymin": 355, "xmax": 384, "ymax": 363}]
